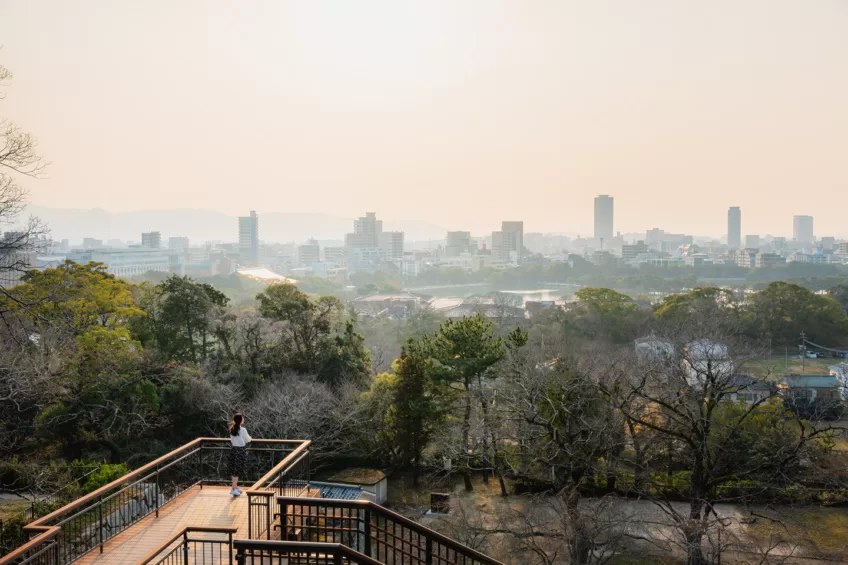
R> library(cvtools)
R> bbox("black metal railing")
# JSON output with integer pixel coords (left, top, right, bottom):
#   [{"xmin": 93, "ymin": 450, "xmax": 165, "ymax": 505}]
[
  {"xmin": 0, "ymin": 439, "xmax": 309, "ymax": 565},
  {"xmin": 0, "ymin": 531, "xmax": 59, "ymax": 565},
  {"xmin": 234, "ymin": 540, "xmax": 382, "ymax": 565},
  {"xmin": 246, "ymin": 443, "xmax": 311, "ymax": 540},
  {"xmin": 20, "ymin": 466, "xmax": 103, "ymax": 522},
  {"xmin": 135, "ymin": 526, "xmax": 237, "ymax": 565},
  {"xmin": 275, "ymin": 498, "xmax": 503, "ymax": 565}
]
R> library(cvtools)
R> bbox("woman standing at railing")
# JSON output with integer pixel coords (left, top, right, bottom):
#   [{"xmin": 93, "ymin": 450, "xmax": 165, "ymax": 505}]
[{"xmin": 229, "ymin": 412, "xmax": 252, "ymax": 496}]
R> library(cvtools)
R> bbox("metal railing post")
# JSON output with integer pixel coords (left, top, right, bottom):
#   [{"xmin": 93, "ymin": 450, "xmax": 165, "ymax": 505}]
[
  {"xmin": 247, "ymin": 495, "xmax": 253, "ymax": 539},
  {"xmin": 182, "ymin": 531, "xmax": 189, "ymax": 565},
  {"xmin": 199, "ymin": 441, "xmax": 204, "ymax": 489},
  {"xmin": 98, "ymin": 495, "xmax": 104, "ymax": 553},
  {"xmin": 364, "ymin": 508, "xmax": 372, "ymax": 557},
  {"xmin": 280, "ymin": 500, "xmax": 288, "ymax": 540},
  {"xmin": 228, "ymin": 531, "xmax": 233, "ymax": 565},
  {"xmin": 426, "ymin": 537, "xmax": 433, "ymax": 565},
  {"xmin": 155, "ymin": 466, "xmax": 160, "ymax": 518}
]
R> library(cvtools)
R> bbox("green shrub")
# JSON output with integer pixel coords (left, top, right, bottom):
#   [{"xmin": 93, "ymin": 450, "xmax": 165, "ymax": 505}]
[{"xmin": 76, "ymin": 462, "xmax": 128, "ymax": 494}]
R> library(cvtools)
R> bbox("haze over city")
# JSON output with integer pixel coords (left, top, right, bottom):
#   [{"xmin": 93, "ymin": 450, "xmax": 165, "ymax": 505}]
[
  {"xmin": 1, "ymin": 0, "xmax": 847, "ymax": 237},
  {"xmin": 6, "ymin": 4, "xmax": 848, "ymax": 565}
]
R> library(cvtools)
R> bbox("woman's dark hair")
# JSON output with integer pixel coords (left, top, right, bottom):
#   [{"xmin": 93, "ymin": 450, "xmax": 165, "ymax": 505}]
[{"xmin": 229, "ymin": 412, "xmax": 244, "ymax": 436}]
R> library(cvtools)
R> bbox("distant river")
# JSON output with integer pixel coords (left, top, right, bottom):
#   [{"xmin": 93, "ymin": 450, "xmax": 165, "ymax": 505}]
[{"xmin": 405, "ymin": 283, "xmax": 580, "ymax": 305}]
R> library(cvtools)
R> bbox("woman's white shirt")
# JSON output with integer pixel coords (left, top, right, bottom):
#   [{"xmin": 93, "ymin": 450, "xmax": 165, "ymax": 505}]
[{"xmin": 230, "ymin": 427, "xmax": 252, "ymax": 447}]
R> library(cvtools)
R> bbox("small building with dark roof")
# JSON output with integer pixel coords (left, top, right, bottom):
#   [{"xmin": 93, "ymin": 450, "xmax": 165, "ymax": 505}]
[
  {"xmin": 328, "ymin": 468, "xmax": 388, "ymax": 504},
  {"xmin": 778, "ymin": 375, "xmax": 842, "ymax": 402}
]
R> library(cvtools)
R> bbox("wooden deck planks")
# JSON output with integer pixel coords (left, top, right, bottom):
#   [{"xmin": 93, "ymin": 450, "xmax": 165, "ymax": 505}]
[{"xmin": 74, "ymin": 486, "xmax": 250, "ymax": 565}]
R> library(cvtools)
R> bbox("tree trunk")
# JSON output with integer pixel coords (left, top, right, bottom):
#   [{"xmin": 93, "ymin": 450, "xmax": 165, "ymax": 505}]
[
  {"xmin": 565, "ymin": 490, "xmax": 591, "ymax": 565},
  {"xmin": 684, "ymin": 499, "xmax": 707, "ymax": 565},
  {"xmin": 462, "ymin": 388, "xmax": 474, "ymax": 491}
]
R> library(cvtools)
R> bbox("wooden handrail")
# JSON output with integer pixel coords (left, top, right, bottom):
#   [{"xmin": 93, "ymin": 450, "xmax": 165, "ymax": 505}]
[
  {"xmin": 0, "ymin": 526, "xmax": 60, "ymax": 565},
  {"xmin": 0, "ymin": 438, "xmax": 308, "ymax": 565},
  {"xmin": 28, "ymin": 438, "xmax": 207, "ymax": 528},
  {"xmin": 134, "ymin": 526, "xmax": 239, "ymax": 565},
  {"xmin": 233, "ymin": 540, "xmax": 384, "ymax": 565},
  {"xmin": 247, "ymin": 440, "xmax": 311, "ymax": 492},
  {"xmin": 30, "ymin": 438, "xmax": 303, "ymax": 528},
  {"xmin": 276, "ymin": 496, "xmax": 503, "ymax": 565}
]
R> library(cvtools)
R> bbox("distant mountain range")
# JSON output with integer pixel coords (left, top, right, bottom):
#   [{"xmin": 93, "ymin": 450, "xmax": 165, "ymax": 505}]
[{"xmin": 23, "ymin": 206, "xmax": 448, "ymax": 244}]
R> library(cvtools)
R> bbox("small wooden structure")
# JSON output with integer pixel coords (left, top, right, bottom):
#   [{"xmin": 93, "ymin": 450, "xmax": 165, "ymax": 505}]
[{"xmin": 327, "ymin": 468, "xmax": 388, "ymax": 504}]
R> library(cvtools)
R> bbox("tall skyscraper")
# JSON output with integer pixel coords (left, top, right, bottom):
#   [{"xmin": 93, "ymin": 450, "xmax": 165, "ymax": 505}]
[
  {"xmin": 594, "ymin": 195, "xmax": 614, "ymax": 243},
  {"xmin": 793, "ymin": 215, "xmax": 814, "ymax": 246},
  {"xmin": 141, "ymin": 231, "xmax": 161, "ymax": 249},
  {"xmin": 727, "ymin": 207, "xmax": 741, "ymax": 249},
  {"xmin": 238, "ymin": 210, "xmax": 259, "ymax": 266}
]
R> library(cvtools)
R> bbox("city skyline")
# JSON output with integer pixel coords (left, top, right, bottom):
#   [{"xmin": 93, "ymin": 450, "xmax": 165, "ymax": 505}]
[
  {"xmin": 2, "ymin": 1, "xmax": 847, "ymax": 237},
  {"xmin": 21, "ymin": 202, "xmax": 842, "ymax": 245}
]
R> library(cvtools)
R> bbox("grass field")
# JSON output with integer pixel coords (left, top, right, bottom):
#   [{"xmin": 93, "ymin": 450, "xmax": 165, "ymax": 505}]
[{"xmin": 744, "ymin": 355, "xmax": 841, "ymax": 378}]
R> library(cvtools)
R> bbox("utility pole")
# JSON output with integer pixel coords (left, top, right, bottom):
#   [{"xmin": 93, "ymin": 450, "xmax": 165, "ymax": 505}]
[{"xmin": 799, "ymin": 330, "xmax": 806, "ymax": 374}]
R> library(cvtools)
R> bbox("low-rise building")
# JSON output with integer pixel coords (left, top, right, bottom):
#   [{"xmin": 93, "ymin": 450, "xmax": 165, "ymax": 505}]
[
  {"xmin": 778, "ymin": 375, "xmax": 843, "ymax": 402},
  {"xmin": 324, "ymin": 246, "xmax": 347, "ymax": 265},
  {"xmin": 352, "ymin": 292, "xmax": 431, "ymax": 318},
  {"xmin": 729, "ymin": 375, "xmax": 772, "ymax": 404},
  {"xmin": 754, "ymin": 252, "xmax": 786, "ymax": 267},
  {"xmin": 67, "ymin": 248, "xmax": 185, "ymax": 277}
]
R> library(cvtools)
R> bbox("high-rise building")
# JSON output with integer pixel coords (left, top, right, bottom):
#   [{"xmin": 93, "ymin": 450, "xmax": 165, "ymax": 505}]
[
  {"xmin": 238, "ymin": 210, "xmax": 259, "ymax": 266},
  {"xmin": 793, "ymin": 215, "xmax": 814, "ymax": 246},
  {"xmin": 168, "ymin": 237, "xmax": 189, "ymax": 251},
  {"xmin": 298, "ymin": 239, "xmax": 320, "ymax": 266},
  {"xmin": 727, "ymin": 207, "xmax": 741, "ymax": 249},
  {"xmin": 141, "ymin": 231, "xmax": 161, "ymax": 249},
  {"xmin": 379, "ymin": 231, "xmax": 404, "ymax": 260},
  {"xmin": 345, "ymin": 212, "xmax": 382, "ymax": 249},
  {"xmin": 501, "ymin": 221, "xmax": 524, "ymax": 262},
  {"xmin": 594, "ymin": 195, "xmax": 614, "ymax": 244},
  {"xmin": 491, "ymin": 231, "xmax": 506, "ymax": 262},
  {"xmin": 445, "ymin": 231, "xmax": 471, "ymax": 257}
]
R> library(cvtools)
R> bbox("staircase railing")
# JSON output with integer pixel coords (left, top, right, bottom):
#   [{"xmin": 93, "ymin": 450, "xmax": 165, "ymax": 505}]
[
  {"xmin": 275, "ymin": 497, "xmax": 503, "ymax": 565},
  {"xmin": 246, "ymin": 442, "xmax": 311, "ymax": 540},
  {"xmin": 234, "ymin": 540, "xmax": 382, "ymax": 565},
  {"xmin": 0, "ymin": 439, "xmax": 308, "ymax": 565},
  {"xmin": 134, "ymin": 526, "xmax": 237, "ymax": 565}
]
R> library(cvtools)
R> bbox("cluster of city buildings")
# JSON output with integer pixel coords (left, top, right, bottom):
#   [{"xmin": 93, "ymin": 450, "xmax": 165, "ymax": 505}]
[
  {"xmin": 1, "ymin": 200, "xmax": 846, "ymax": 288},
  {"xmin": 575, "ymin": 197, "xmax": 847, "ymax": 270}
]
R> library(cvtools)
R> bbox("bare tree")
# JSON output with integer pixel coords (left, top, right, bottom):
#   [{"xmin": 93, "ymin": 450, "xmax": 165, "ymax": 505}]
[
  {"xmin": 603, "ymin": 311, "xmax": 843, "ymax": 565},
  {"xmin": 0, "ymin": 57, "xmax": 49, "ymax": 291},
  {"xmin": 244, "ymin": 373, "xmax": 362, "ymax": 464}
]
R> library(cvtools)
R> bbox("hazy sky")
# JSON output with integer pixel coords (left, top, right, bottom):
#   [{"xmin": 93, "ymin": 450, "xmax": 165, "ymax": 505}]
[{"xmin": 1, "ymin": 1, "xmax": 846, "ymax": 238}]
